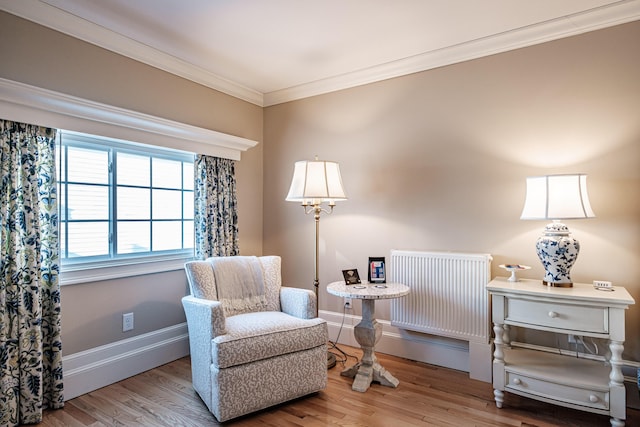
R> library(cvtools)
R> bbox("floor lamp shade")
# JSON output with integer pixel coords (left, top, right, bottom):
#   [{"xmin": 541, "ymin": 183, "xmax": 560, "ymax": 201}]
[
  {"xmin": 286, "ymin": 160, "xmax": 347, "ymax": 204},
  {"xmin": 520, "ymin": 174, "xmax": 595, "ymax": 287}
]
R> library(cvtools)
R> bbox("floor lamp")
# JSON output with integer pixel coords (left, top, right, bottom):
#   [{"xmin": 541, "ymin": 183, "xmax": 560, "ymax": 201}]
[{"xmin": 286, "ymin": 156, "xmax": 347, "ymax": 368}]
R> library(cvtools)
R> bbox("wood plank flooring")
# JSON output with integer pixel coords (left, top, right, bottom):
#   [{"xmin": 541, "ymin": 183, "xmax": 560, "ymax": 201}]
[{"xmin": 39, "ymin": 345, "xmax": 639, "ymax": 426}]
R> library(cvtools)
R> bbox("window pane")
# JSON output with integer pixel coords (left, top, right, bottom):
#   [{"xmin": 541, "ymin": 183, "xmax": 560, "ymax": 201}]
[
  {"xmin": 183, "ymin": 191, "xmax": 193, "ymax": 220},
  {"xmin": 60, "ymin": 222, "xmax": 66, "ymax": 257},
  {"xmin": 153, "ymin": 158, "xmax": 182, "ymax": 189},
  {"xmin": 117, "ymin": 152, "xmax": 150, "ymax": 186},
  {"xmin": 117, "ymin": 187, "xmax": 150, "ymax": 219},
  {"xmin": 183, "ymin": 220, "xmax": 194, "ymax": 249},
  {"xmin": 67, "ymin": 184, "xmax": 109, "ymax": 220},
  {"xmin": 67, "ymin": 147, "xmax": 108, "ymax": 184},
  {"xmin": 57, "ymin": 145, "xmax": 66, "ymax": 181},
  {"xmin": 117, "ymin": 221, "xmax": 150, "ymax": 254},
  {"xmin": 67, "ymin": 222, "xmax": 109, "ymax": 257},
  {"xmin": 152, "ymin": 189, "xmax": 181, "ymax": 219},
  {"xmin": 59, "ymin": 185, "xmax": 66, "ymax": 221},
  {"xmin": 183, "ymin": 161, "xmax": 194, "ymax": 190},
  {"xmin": 152, "ymin": 221, "xmax": 182, "ymax": 251}
]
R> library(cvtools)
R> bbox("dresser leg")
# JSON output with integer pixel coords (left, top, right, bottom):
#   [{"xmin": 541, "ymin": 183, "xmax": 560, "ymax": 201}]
[
  {"xmin": 493, "ymin": 323, "xmax": 505, "ymax": 363},
  {"xmin": 494, "ymin": 389, "xmax": 504, "ymax": 408},
  {"xmin": 609, "ymin": 340, "xmax": 624, "ymax": 386},
  {"xmin": 610, "ymin": 417, "xmax": 624, "ymax": 427},
  {"xmin": 492, "ymin": 322, "xmax": 505, "ymax": 408}
]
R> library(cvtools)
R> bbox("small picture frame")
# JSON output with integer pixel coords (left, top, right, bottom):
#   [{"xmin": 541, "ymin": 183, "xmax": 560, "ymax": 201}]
[
  {"xmin": 342, "ymin": 269, "xmax": 361, "ymax": 285},
  {"xmin": 368, "ymin": 257, "xmax": 386, "ymax": 283}
]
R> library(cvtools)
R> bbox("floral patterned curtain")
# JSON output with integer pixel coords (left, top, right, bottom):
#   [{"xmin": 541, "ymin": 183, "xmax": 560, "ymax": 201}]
[
  {"xmin": 194, "ymin": 155, "xmax": 239, "ymax": 258},
  {"xmin": 0, "ymin": 120, "xmax": 64, "ymax": 425}
]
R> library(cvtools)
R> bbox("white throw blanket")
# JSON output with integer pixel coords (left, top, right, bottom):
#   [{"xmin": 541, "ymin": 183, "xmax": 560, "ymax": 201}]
[{"xmin": 210, "ymin": 256, "xmax": 267, "ymax": 316}]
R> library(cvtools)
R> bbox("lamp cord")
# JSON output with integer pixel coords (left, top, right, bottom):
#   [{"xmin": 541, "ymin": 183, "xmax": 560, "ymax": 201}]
[{"xmin": 328, "ymin": 304, "xmax": 359, "ymax": 366}]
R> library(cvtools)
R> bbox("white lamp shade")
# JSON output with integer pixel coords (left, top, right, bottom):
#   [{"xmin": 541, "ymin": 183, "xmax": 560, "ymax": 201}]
[
  {"xmin": 286, "ymin": 159, "xmax": 347, "ymax": 203},
  {"xmin": 520, "ymin": 174, "xmax": 595, "ymax": 220}
]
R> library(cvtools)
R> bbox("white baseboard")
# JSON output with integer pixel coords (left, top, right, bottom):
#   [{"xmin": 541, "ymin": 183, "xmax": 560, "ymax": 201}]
[
  {"xmin": 62, "ymin": 323, "xmax": 190, "ymax": 400},
  {"xmin": 61, "ymin": 313, "xmax": 638, "ymax": 407},
  {"xmin": 320, "ymin": 309, "xmax": 492, "ymax": 382}
]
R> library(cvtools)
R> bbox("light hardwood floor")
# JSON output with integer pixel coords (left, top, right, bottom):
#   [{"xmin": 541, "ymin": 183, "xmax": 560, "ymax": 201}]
[{"xmin": 39, "ymin": 345, "xmax": 639, "ymax": 426}]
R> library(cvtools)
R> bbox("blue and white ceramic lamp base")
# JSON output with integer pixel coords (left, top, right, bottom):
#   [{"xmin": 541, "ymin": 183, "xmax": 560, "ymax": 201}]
[{"xmin": 536, "ymin": 222, "xmax": 579, "ymax": 288}]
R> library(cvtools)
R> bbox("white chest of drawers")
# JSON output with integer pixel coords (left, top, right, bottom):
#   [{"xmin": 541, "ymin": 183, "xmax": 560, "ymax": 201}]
[{"xmin": 487, "ymin": 277, "xmax": 635, "ymax": 427}]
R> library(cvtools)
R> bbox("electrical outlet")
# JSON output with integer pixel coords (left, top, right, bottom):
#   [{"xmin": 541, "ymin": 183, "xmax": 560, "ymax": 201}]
[
  {"xmin": 344, "ymin": 297, "xmax": 352, "ymax": 309},
  {"xmin": 123, "ymin": 312, "xmax": 134, "ymax": 332}
]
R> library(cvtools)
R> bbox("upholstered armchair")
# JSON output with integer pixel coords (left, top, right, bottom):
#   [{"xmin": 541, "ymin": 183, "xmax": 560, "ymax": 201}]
[{"xmin": 182, "ymin": 255, "xmax": 328, "ymax": 422}]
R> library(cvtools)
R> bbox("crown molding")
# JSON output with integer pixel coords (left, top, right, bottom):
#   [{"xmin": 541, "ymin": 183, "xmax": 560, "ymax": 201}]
[
  {"xmin": 264, "ymin": 0, "xmax": 640, "ymax": 106},
  {"xmin": 2, "ymin": 0, "xmax": 639, "ymax": 107},
  {"xmin": 0, "ymin": 78, "xmax": 258, "ymax": 160},
  {"xmin": 0, "ymin": 0, "xmax": 264, "ymax": 106}
]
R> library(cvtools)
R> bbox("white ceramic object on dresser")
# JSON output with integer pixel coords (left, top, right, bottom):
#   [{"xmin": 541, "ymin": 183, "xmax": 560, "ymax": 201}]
[{"xmin": 487, "ymin": 277, "xmax": 635, "ymax": 427}]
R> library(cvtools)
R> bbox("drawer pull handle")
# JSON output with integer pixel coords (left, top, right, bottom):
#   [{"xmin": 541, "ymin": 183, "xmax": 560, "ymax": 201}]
[
  {"xmin": 589, "ymin": 394, "xmax": 599, "ymax": 403},
  {"xmin": 548, "ymin": 311, "xmax": 558, "ymax": 318},
  {"xmin": 513, "ymin": 378, "xmax": 522, "ymax": 385}
]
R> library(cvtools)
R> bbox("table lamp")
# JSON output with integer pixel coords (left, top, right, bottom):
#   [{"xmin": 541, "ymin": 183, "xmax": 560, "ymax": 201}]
[{"xmin": 520, "ymin": 174, "xmax": 595, "ymax": 287}]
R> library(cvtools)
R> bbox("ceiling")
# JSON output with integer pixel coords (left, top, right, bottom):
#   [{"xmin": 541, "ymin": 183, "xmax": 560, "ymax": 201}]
[{"xmin": 2, "ymin": 0, "xmax": 640, "ymax": 106}]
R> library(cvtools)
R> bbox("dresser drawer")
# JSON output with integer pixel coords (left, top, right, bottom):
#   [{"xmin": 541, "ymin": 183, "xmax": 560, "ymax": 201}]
[
  {"xmin": 505, "ymin": 298, "xmax": 608, "ymax": 333},
  {"xmin": 505, "ymin": 371, "xmax": 609, "ymax": 411}
]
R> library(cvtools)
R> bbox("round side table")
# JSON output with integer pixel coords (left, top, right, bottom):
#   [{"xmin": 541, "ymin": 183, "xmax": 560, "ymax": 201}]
[{"xmin": 327, "ymin": 281, "xmax": 410, "ymax": 392}]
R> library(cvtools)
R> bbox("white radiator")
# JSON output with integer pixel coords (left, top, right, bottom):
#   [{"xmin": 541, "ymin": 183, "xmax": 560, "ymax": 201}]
[{"xmin": 390, "ymin": 250, "xmax": 492, "ymax": 344}]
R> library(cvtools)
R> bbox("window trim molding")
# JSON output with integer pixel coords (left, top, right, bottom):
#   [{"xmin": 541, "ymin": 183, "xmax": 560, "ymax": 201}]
[
  {"xmin": 60, "ymin": 253, "xmax": 193, "ymax": 286},
  {"xmin": 0, "ymin": 77, "xmax": 258, "ymax": 160}
]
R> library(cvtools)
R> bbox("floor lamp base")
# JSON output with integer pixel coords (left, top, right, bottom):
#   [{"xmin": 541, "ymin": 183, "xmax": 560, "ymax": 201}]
[{"xmin": 327, "ymin": 351, "xmax": 336, "ymax": 369}]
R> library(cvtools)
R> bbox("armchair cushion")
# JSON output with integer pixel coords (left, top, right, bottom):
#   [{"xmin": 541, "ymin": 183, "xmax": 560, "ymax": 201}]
[{"xmin": 213, "ymin": 311, "xmax": 327, "ymax": 369}]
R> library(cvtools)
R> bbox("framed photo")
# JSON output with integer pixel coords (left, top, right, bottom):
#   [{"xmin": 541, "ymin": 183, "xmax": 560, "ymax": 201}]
[
  {"xmin": 342, "ymin": 269, "xmax": 361, "ymax": 285},
  {"xmin": 368, "ymin": 257, "xmax": 386, "ymax": 283}
]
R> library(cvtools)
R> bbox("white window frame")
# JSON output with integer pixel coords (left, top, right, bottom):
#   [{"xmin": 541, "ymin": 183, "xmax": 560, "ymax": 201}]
[{"xmin": 58, "ymin": 131, "xmax": 195, "ymax": 284}]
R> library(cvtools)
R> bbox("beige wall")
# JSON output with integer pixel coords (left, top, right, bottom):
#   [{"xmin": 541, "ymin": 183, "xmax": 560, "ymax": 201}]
[
  {"xmin": 0, "ymin": 12, "xmax": 264, "ymax": 354},
  {"xmin": 264, "ymin": 22, "xmax": 640, "ymax": 361}
]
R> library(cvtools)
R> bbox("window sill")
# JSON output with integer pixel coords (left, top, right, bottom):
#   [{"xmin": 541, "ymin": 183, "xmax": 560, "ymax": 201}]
[{"xmin": 60, "ymin": 254, "xmax": 193, "ymax": 285}]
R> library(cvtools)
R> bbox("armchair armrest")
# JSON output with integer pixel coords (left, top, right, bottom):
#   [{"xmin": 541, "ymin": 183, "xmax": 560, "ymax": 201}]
[
  {"xmin": 280, "ymin": 287, "xmax": 316, "ymax": 319},
  {"xmin": 181, "ymin": 295, "xmax": 226, "ymax": 407},
  {"xmin": 182, "ymin": 295, "xmax": 227, "ymax": 337}
]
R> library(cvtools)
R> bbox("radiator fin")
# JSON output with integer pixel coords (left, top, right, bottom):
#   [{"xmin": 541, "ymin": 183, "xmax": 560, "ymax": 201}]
[{"xmin": 390, "ymin": 250, "xmax": 492, "ymax": 344}]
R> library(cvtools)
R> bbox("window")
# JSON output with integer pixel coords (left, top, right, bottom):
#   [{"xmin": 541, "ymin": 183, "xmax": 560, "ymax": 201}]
[{"xmin": 57, "ymin": 131, "xmax": 194, "ymax": 277}]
